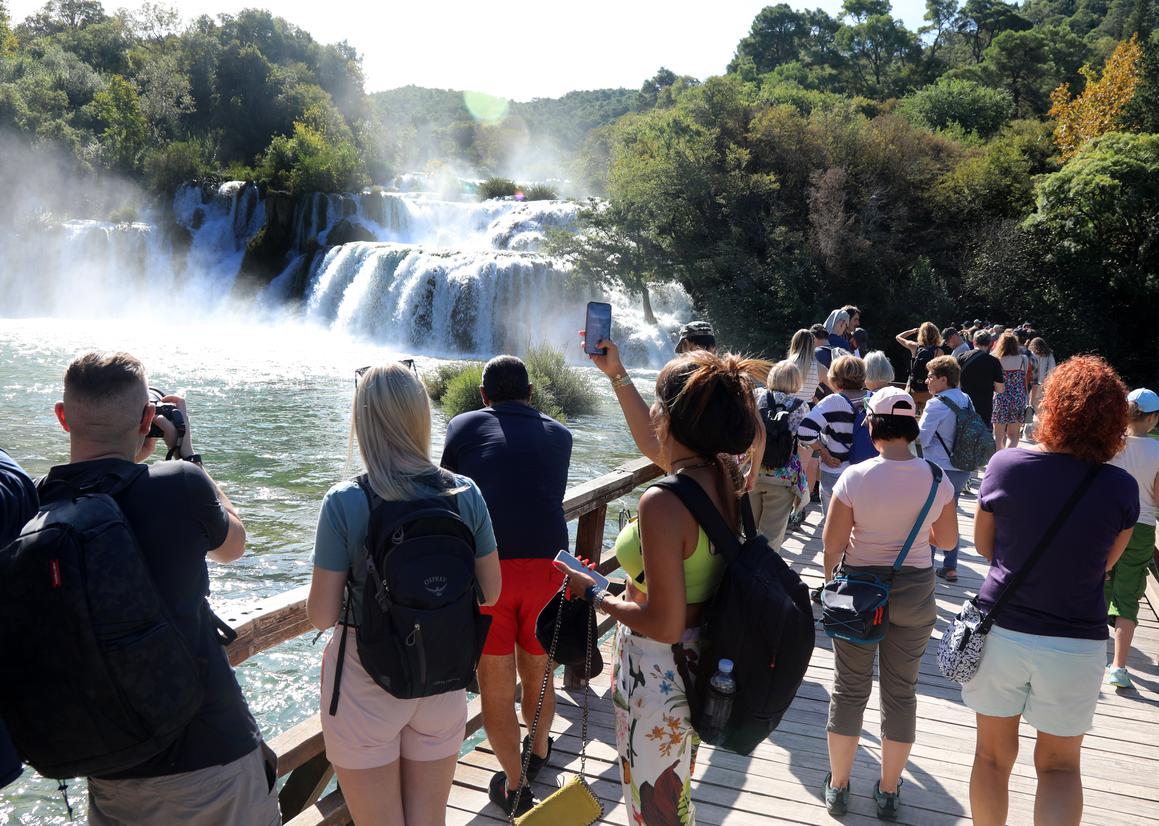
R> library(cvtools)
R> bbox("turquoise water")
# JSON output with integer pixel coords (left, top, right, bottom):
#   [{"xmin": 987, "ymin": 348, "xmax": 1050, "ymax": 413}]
[{"xmin": 0, "ymin": 317, "xmax": 650, "ymax": 824}]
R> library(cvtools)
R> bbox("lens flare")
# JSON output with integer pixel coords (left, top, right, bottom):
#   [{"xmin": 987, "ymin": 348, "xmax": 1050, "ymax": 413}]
[{"xmin": 463, "ymin": 90, "xmax": 510, "ymax": 124}]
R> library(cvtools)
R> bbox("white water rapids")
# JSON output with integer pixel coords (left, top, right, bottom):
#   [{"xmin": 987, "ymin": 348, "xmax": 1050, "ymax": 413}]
[{"xmin": 0, "ymin": 181, "xmax": 691, "ymax": 365}]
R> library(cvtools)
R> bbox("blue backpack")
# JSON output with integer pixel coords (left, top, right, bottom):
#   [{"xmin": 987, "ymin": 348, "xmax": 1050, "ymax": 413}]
[{"xmin": 841, "ymin": 393, "xmax": 878, "ymax": 465}]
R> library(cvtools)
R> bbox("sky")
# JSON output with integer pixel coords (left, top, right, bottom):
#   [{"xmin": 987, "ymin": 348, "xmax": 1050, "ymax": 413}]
[{"xmin": 7, "ymin": 0, "xmax": 930, "ymax": 100}]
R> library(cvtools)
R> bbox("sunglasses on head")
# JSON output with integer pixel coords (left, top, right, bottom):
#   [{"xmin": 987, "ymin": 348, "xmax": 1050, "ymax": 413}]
[{"xmin": 355, "ymin": 360, "xmax": 419, "ymax": 387}]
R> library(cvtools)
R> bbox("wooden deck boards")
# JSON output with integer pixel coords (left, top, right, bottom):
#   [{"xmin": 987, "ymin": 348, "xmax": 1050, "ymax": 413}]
[{"xmin": 447, "ymin": 473, "xmax": 1159, "ymax": 824}]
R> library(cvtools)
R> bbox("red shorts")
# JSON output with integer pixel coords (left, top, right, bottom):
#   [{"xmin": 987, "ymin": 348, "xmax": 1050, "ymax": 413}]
[{"xmin": 481, "ymin": 558, "xmax": 564, "ymax": 657}]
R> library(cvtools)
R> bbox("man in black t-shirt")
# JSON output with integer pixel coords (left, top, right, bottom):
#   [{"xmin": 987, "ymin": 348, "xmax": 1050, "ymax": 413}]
[
  {"xmin": 44, "ymin": 352, "xmax": 279, "ymax": 826},
  {"xmin": 957, "ymin": 330, "xmax": 1006, "ymax": 426},
  {"xmin": 441, "ymin": 355, "xmax": 573, "ymax": 815}
]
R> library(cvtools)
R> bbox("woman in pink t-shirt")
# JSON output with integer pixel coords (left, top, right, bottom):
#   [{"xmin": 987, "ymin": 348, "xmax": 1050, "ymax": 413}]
[{"xmin": 820, "ymin": 386, "xmax": 957, "ymax": 820}]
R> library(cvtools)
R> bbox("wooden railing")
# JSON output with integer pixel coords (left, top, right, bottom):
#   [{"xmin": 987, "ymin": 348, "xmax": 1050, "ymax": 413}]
[{"xmin": 219, "ymin": 456, "xmax": 662, "ymax": 825}]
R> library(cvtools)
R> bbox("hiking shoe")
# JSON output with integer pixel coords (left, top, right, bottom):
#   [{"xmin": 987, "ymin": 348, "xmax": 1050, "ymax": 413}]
[
  {"xmin": 874, "ymin": 779, "xmax": 902, "ymax": 821},
  {"xmin": 811, "ymin": 586, "xmax": 823, "ymax": 605},
  {"xmin": 1105, "ymin": 666, "xmax": 1133, "ymax": 689},
  {"xmin": 488, "ymin": 771, "xmax": 535, "ymax": 817},
  {"xmin": 521, "ymin": 734, "xmax": 553, "ymax": 781},
  {"xmin": 811, "ymin": 490, "xmax": 822, "ymax": 504},
  {"xmin": 823, "ymin": 772, "xmax": 849, "ymax": 816}
]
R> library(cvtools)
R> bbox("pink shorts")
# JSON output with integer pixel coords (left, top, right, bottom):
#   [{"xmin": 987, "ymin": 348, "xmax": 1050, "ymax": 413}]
[{"xmin": 319, "ymin": 630, "xmax": 468, "ymax": 769}]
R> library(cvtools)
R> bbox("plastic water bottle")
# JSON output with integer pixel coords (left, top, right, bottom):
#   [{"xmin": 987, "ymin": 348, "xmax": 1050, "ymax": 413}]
[{"xmin": 698, "ymin": 659, "xmax": 736, "ymax": 745}]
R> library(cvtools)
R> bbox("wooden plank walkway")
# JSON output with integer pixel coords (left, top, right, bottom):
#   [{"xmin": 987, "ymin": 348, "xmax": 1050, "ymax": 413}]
[{"xmin": 447, "ymin": 476, "xmax": 1159, "ymax": 825}]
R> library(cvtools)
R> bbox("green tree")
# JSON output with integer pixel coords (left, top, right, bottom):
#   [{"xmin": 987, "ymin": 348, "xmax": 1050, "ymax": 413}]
[
  {"xmin": 921, "ymin": 0, "xmax": 961, "ymax": 69},
  {"xmin": 87, "ymin": 73, "xmax": 148, "ymax": 170},
  {"xmin": 838, "ymin": 0, "xmax": 921, "ymax": 97},
  {"xmin": 955, "ymin": 0, "xmax": 1033, "ymax": 63},
  {"xmin": 729, "ymin": 4, "xmax": 810, "ymax": 74},
  {"xmin": 899, "ymin": 75, "xmax": 1014, "ymax": 135},
  {"xmin": 974, "ymin": 25, "xmax": 1085, "ymax": 112},
  {"xmin": 0, "ymin": 0, "xmax": 16, "ymax": 54},
  {"xmin": 20, "ymin": 0, "xmax": 107, "ymax": 37}
]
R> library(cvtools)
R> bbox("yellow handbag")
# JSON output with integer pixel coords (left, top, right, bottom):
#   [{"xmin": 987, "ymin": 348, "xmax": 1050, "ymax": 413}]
[{"xmin": 511, "ymin": 586, "xmax": 604, "ymax": 826}]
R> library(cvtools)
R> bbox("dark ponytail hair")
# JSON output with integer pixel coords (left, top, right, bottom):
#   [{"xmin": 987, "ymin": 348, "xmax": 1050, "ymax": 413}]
[{"xmin": 654, "ymin": 350, "xmax": 772, "ymax": 501}]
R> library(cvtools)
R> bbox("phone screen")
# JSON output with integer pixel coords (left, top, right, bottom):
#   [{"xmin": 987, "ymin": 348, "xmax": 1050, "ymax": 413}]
[{"xmin": 584, "ymin": 302, "xmax": 612, "ymax": 355}]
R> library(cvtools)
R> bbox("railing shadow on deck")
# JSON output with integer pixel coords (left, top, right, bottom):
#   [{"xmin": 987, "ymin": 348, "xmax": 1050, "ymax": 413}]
[{"xmin": 219, "ymin": 456, "xmax": 662, "ymax": 826}]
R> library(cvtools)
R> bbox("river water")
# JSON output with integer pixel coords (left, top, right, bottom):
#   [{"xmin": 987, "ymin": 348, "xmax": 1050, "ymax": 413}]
[{"xmin": 0, "ymin": 317, "xmax": 653, "ymax": 824}]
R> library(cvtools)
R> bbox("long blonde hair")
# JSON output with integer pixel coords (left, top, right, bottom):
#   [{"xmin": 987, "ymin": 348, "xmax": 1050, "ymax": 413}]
[
  {"xmin": 351, "ymin": 363, "xmax": 460, "ymax": 501},
  {"xmin": 788, "ymin": 328, "xmax": 815, "ymax": 380}
]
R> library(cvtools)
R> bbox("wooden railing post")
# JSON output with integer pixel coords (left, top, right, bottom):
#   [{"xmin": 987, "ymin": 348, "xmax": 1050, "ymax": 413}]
[
  {"xmin": 564, "ymin": 504, "xmax": 609, "ymax": 689},
  {"xmin": 279, "ymin": 751, "xmax": 334, "ymax": 821}
]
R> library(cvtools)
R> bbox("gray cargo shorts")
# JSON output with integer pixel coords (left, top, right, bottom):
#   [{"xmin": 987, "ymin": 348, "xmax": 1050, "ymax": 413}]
[{"xmin": 88, "ymin": 743, "xmax": 280, "ymax": 826}]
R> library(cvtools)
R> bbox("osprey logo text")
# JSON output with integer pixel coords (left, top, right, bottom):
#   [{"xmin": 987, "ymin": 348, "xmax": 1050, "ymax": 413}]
[{"xmin": 424, "ymin": 576, "xmax": 448, "ymax": 597}]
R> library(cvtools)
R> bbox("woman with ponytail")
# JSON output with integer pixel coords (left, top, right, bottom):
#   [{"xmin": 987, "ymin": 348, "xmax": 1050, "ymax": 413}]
[{"xmin": 565, "ymin": 341, "xmax": 769, "ymax": 825}]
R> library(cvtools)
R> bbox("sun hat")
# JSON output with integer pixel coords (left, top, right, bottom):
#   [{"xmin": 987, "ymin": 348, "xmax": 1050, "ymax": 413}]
[
  {"xmin": 866, "ymin": 386, "xmax": 917, "ymax": 418},
  {"xmin": 1128, "ymin": 388, "xmax": 1159, "ymax": 414}
]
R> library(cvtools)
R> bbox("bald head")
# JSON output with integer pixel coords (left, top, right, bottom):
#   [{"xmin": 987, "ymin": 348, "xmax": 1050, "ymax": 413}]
[{"xmin": 58, "ymin": 352, "xmax": 151, "ymax": 456}]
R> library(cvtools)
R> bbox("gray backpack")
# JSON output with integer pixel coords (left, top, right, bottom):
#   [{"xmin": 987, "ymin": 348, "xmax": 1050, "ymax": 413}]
[{"xmin": 935, "ymin": 394, "xmax": 996, "ymax": 472}]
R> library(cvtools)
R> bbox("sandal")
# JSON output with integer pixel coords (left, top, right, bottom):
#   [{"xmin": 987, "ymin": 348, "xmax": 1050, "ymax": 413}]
[{"xmin": 935, "ymin": 567, "xmax": 958, "ymax": 582}]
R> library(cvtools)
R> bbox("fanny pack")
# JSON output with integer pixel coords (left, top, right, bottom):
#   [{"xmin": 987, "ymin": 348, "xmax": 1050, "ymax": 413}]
[{"xmin": 821, "ymin": 461, "xmax": 942, "ymax": 644}]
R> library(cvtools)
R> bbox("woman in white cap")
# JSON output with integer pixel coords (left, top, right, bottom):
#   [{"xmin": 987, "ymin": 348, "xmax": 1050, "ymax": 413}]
[{"xmin": 821, "ymin": 386, "xmax": 957, "ymax": 821}]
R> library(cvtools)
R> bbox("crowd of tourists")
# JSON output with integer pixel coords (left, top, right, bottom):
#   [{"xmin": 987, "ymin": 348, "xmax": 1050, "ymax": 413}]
[{"xmin": 0, "ymin": 306, "xmax": 1153, "ymax": 826}]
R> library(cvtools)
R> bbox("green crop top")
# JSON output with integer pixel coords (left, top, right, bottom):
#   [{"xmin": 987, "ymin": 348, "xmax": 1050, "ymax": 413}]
[{"xmin": 613, "ymin": 518, "xmax": 724, "ymax": 603}]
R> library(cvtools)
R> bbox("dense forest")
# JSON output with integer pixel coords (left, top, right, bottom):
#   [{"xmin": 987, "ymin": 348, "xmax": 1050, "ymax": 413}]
[{"xmin": 0, "ymin": 0, "xmax": 1156, "ymax": 381}]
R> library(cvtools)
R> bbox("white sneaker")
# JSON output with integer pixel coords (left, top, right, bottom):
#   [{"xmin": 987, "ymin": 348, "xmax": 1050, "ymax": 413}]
[{"xmin": 1105, "ymin": 666, "xmax": 1132, "ymax": 689}]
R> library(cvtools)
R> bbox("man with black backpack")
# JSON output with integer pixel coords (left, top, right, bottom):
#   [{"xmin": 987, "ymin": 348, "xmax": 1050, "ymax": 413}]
[{"xmin": 0, "ymin": 352, "xmax": 279, "ymax": 825}]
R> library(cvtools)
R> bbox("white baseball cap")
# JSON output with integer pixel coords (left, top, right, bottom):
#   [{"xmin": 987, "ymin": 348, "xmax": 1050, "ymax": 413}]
[{"xmin": 866, "ymin": 386, "xmax": 918, "ymax": 418}]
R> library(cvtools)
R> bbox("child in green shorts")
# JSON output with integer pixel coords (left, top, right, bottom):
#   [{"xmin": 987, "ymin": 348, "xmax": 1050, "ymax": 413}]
[{"xmin": 1106, "ymin": 388, "xmax": 1159, "ymax": 688}]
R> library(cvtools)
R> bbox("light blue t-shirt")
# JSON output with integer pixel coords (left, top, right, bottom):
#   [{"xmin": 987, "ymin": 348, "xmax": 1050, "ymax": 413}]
[{"xmin": 312, "ymin": 473, "xmax": 497, "ymax": 622}]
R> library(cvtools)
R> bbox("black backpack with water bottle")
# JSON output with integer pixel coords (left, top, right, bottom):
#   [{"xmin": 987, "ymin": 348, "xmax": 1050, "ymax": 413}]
[{"xmin": 654, "ymin": 474, "xmax": 815, "ymax": 755}]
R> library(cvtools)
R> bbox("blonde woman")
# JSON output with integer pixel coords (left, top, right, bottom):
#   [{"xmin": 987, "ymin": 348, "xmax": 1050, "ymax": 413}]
[
  {"xmin": 753, "ymin": 360, "xmax": 809, "ymax": 549},
  {"xmin": 895, "ymin": 322, "xmax": 943, "ymax": 413},
  {"xmin": 789, "ymin": 329, "xmax": 823, "ymax": 523},
  {"xmin": 307, "ymin": 363, "xmax": 502, "ymax": 826}
]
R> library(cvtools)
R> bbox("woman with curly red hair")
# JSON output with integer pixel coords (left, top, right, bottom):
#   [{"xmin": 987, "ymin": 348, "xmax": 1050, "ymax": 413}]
[{"xmin": 965, "ymin": 355, "xmax": 1138, "ymax": 826}]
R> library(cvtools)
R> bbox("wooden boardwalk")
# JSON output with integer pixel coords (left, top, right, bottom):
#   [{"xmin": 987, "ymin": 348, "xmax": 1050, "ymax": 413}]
[{"xmin": 445, "ymin": 480, "xmax": 1159, "ymax": 825}]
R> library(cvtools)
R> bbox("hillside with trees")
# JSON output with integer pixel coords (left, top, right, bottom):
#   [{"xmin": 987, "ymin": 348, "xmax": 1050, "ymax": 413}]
[{"xmin": 556, "ymin": 0, "xmax": 1159, "ymax": 383}]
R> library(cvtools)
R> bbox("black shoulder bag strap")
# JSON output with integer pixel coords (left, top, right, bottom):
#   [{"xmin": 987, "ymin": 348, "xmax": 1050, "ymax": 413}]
[
  {"xmin": 977, "ymin": 462, "xmax": 1101, "ymax": 634},
  {"xmin": 328, "ymin": 476, "xmax": 375, "ymax": 716},
  {"xmin": 650, "ymin": 473, "xmax": 745, "ymax": 563}
]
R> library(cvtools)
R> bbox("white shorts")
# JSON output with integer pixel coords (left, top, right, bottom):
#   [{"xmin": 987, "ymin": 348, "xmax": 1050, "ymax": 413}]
[{"xmin": 961, "ymin": 624, "xmax": 1105, "ymax": 736}]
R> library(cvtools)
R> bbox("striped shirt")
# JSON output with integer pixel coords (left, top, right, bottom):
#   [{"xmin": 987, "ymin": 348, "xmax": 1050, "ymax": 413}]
[{"xmin": 797, "ymin": 390, "xmax": 868, "ymax": 473}]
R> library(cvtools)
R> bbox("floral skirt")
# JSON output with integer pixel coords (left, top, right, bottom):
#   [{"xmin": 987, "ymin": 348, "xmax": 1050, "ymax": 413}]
[{"xmin": 612, "ymin": 624, "xmax": 701, "ymax": 826}]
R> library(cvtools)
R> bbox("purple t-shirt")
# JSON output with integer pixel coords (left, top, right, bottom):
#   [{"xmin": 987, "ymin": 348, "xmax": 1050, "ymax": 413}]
[{"xmin": 978, "ymin": 448, "xmax": 1138, "ymax": 640}]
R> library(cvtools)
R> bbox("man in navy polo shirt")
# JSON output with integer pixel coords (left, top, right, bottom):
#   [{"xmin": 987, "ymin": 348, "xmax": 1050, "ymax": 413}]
[{"xmin": 441, "ymin": 355, "xmax": 573, "ymax": 816}]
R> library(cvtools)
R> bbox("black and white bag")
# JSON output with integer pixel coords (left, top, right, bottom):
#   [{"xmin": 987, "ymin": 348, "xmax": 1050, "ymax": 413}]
[{"xmin": 937, "ymin": 463, "xmax": 1101, "ymax": 683}]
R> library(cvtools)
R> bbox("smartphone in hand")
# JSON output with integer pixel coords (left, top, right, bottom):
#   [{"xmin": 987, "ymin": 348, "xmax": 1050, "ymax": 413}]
[
  {"xmin": 554, "ymin": 550, "xmax": 611, "ymax": 591},
  {"xmin": 584, "ymin": 301, "xmax": 612, "ymax": 356}
]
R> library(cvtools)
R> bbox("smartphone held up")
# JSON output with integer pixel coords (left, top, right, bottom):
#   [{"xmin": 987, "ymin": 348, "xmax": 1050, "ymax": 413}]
[{"xmin": 584, "ymin": 301, "xmax": 612, "ymax": 356}]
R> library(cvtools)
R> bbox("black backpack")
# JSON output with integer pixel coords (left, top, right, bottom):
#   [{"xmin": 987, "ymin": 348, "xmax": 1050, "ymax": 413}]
[
  {"xmin": 910, "ymin": 345, "xmax": 939, "ymax": 389},
  {"xmin": 655, "ymin": 475, "xmax": 815, "ymax": 755},
  {"xmin": 329, "ymin": 476, "xmax": 491, "ymax": 710},
  {"xmin": 756, "ymin": 390, "xmax": 802, "ymax": 469},
  {"xmin": 0, "ymin": 468, "xmax": 210, "ymax": 779}
]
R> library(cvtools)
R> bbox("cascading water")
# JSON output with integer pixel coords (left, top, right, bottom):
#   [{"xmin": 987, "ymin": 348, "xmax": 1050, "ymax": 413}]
[{"xmin": 0, "ymin": 180, "xmax": 690, "ymax": 365}]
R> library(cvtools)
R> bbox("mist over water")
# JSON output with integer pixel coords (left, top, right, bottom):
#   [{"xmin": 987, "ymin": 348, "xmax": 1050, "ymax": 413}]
[{"xmin": 0, "ymin": 139, "xmax": 679, "ymax": 821}]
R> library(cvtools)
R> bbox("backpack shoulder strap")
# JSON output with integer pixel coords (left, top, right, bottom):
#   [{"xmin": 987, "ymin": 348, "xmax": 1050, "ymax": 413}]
[
  {"xmin": 650, "ymin": 474, "xmax": 743, "ymax": 563},
  {"xmin": 892, "ymin": 461, "xmax": 943, "ymax": 571},
  {"xmin": 937, "ymin": 394, "xmax": 961, "ymax": 414}
]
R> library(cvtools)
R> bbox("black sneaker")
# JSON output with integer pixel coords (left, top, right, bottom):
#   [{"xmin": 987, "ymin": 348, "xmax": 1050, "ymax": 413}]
[
  {"xmin": 811, "ymin": 489, "xmax": 822, "ymax": 504},
  {"xmin": 521, "ymin": 734, "xmax": 553, "ymax": 782},
  {"xmin": 874, "ymin": 778, "xmax": 902, "ymax": 821},
  {"xmin": 489, "ymin": 771, "xmax": 535, "ymax": 816},
  {"xmin": 811, "ymin": 586, "xmax": 823, "ymax": 605}
]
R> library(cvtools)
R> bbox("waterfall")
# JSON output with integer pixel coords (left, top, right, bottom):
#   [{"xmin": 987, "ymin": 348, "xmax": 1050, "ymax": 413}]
[{"xmin": 0, "ymin": 180, "xmax": 690, "ymax": 365}]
